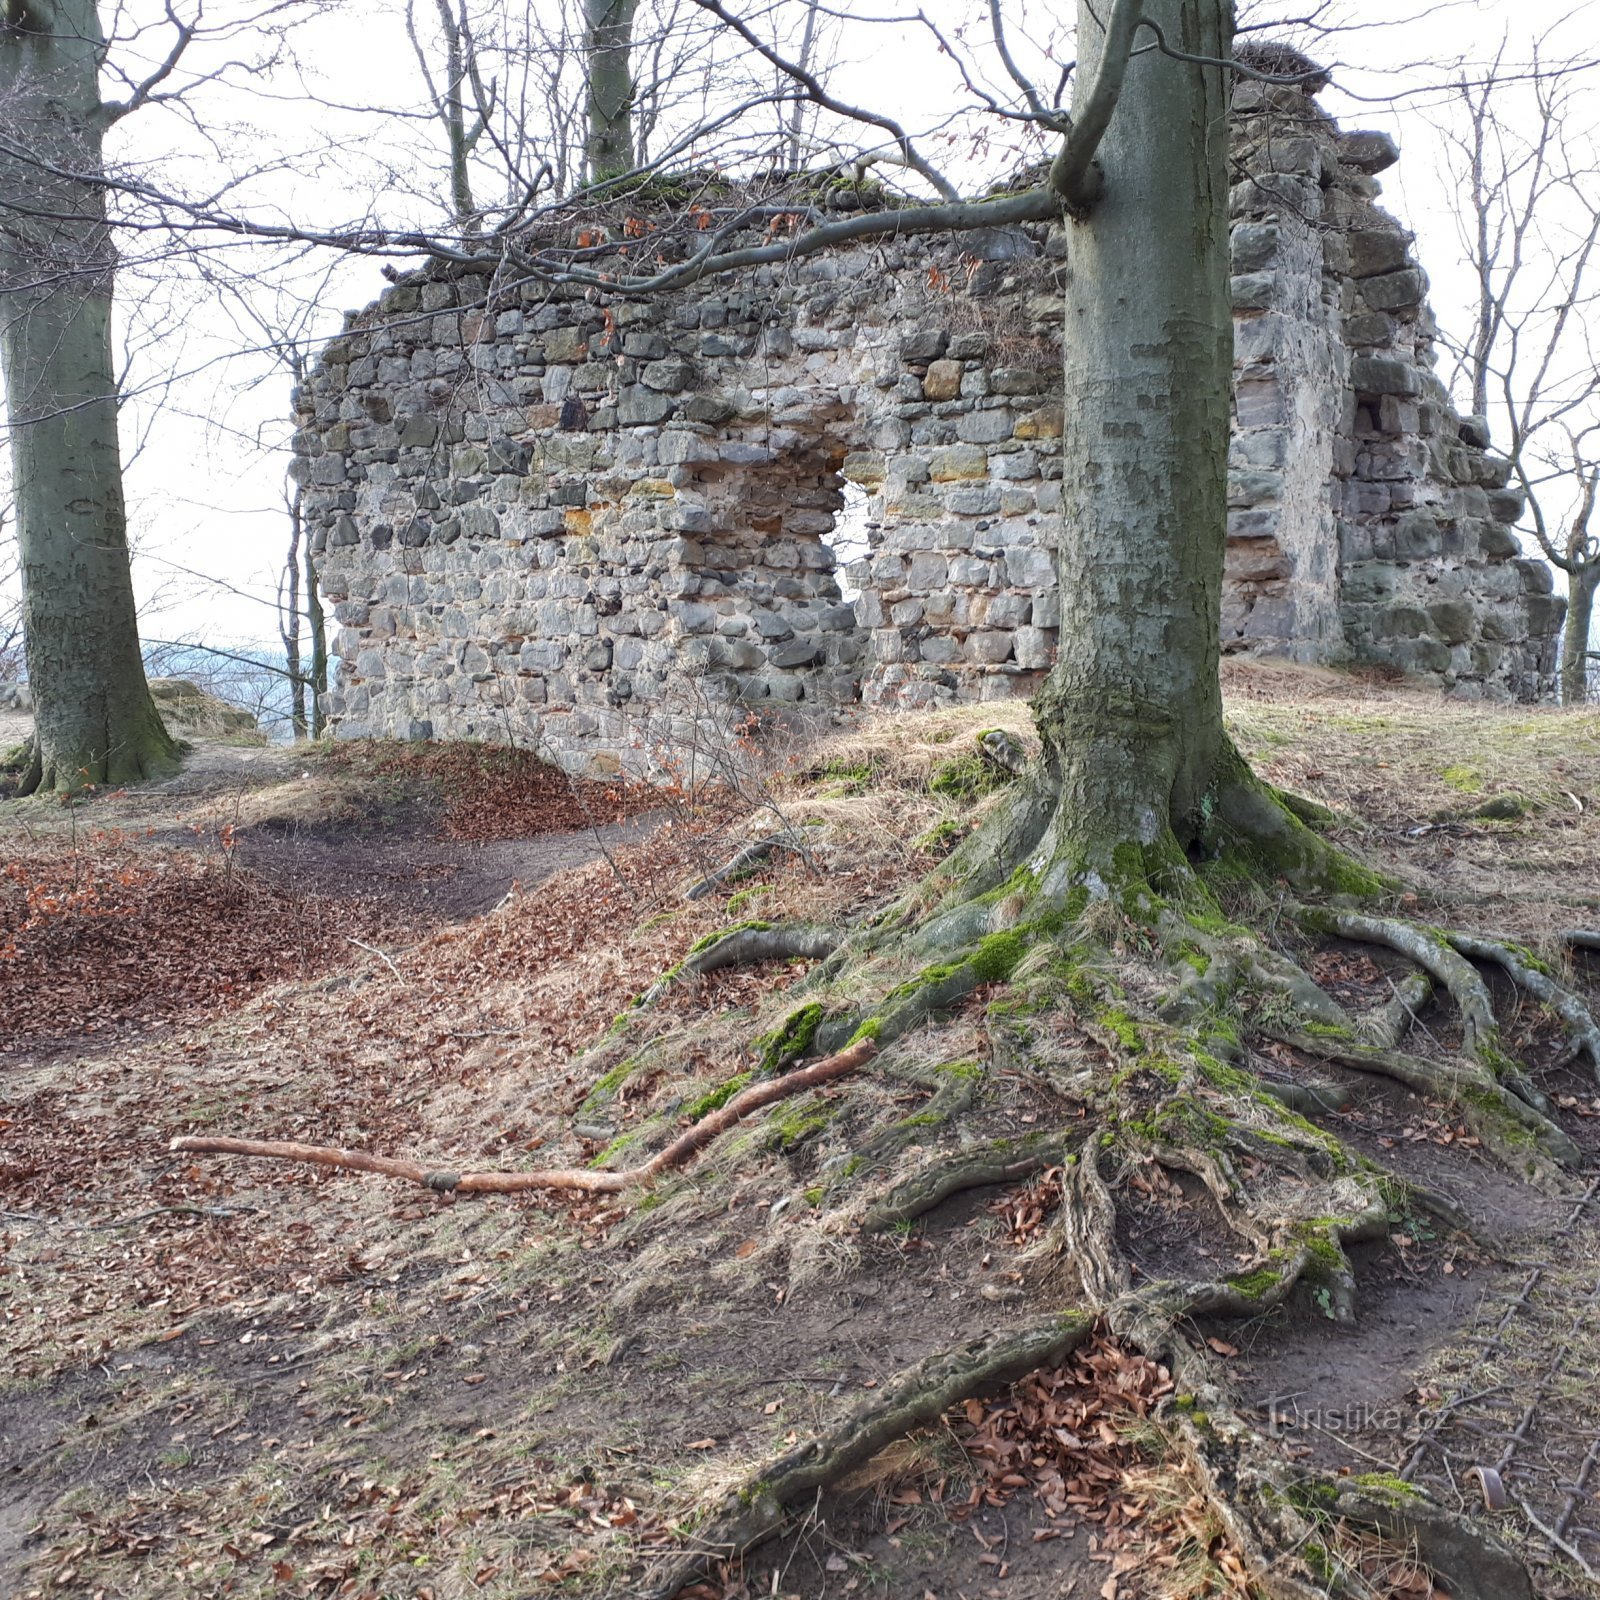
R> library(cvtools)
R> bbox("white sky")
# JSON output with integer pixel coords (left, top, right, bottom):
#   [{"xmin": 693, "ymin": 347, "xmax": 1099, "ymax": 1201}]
[{"xmin": 8, "ymin": 0, "xmax": 1596, "ymax": 653}]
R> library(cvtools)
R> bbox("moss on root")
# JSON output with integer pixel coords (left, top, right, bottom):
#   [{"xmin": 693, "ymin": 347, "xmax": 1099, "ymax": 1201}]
[{"xmin": 752, "ymin": 1003, "xmax": 825, "ymax": 1073}]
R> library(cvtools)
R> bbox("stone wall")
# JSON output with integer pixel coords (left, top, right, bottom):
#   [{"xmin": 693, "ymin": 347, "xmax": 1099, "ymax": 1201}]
[
  {"xmin": 295, "ymin": 71, "xmax": 1563, "ymax": 772},
  {"xmin": 1224, "ymin": 74, "xmax": 1562, "ymax": 688}
]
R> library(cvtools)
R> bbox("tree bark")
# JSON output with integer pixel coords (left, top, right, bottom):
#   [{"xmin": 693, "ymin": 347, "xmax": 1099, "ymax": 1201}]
[
  {"xmin": 0, "ymin": 0, "xmax": 176, "ymax": 793},
  {"xmin": 305, "ymin": 529, "xmax": 327, "ymax": 738},
  {"xmin": 1031, "ymin": 0, "xmax": 1233, "ymax": 882},
  {"xmin": 584, "ymin": 0, "xmax": 637, "ymax": 183},
  {"xmin": 1562, "ymin": 562, "xmax": 1597, "ymax": 706}
]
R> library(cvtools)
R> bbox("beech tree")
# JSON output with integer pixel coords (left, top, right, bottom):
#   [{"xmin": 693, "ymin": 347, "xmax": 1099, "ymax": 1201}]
[
  {"xmin": 0, "ymin": 0, "xmax": 178, "ymax": 793},
  {"xmin": 173, "ymin": 4, "xmax": 1590, "ymax": 1593}
]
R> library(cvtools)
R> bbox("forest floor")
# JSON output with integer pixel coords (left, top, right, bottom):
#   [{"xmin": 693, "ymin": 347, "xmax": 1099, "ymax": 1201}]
[{"xmin": 3, "ymin": 662, "xmax": 1600, "ymax": 1600}]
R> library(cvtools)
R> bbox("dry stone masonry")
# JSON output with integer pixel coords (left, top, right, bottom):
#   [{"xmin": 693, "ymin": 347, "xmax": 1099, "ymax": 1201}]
[{"xmin": 296, "ymin": 63, "xmax": 1563, "ymax": 772}]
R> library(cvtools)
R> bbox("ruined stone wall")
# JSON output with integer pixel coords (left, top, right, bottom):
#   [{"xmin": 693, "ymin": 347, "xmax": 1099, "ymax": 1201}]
[
  {"xmin": 1224, "ymin": 78, "xmax": 1561, "ymax": 689},
  {"xmin": 295, "ymin": 78, "xmax": 1563, "ymax": 772}
]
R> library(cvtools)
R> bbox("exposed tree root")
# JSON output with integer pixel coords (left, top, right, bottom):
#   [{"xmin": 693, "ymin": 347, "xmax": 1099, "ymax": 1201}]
[
  {"xmin": 161, "ymin": 727, "xmax": 1579, "ymax": 1599},
  {"xmin": 681, "ymin": 836, "xmax": 803, "ymax": 901},
  {"xmin": 1294, "ymin": 905, "xmax": 1557, "ymax": 1115},
  {"xmin": 859, "ymin": 1130, "xmax": 1074, "ymax": 1232},
  {"xmin": 633, "ymin": 922, "xmax": 840, "ymax": 1009},
  {"xmin": 683, "ymin": 922, "xmax": 840, "ymax": 977},
  {"xmin": 636, "ymin": 1309, "xmax": 1100, "ymax": 1600},
  {"xmin": 1444, "ymin": 930, "xmax": 1600, "ymax": 1078},
  {"xmin": 642, "ymin": 1147, "xmax": 1529, "ymax": 1600},
  {"xmin": 1269, "ymin": 1028, "xmax": 1580, "ymax": 1178},
  {"xmin": 1359, "ymin": 969, "xmax": 1435, "ymax": 1050},
  {"xmin": 172, "ymin": 1040, "xmax": 877, "ymax": 1194}
]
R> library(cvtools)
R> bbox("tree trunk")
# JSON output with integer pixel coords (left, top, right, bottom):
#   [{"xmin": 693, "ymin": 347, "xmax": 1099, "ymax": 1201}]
[
  {"xmin": 0, "ymin": 0, "xmax": 176, "ymax": 794},
  {"xmin": 1562, "ymin": 564, "xmax": 1597, "ymax": 706},
  {"xmin": 305, "ymin": 534, "xmax": 328, "ymax": 739},
  {"xmin": 584, "ymin": 0, "xmax": 637, "ymax": 183},
  {"xmin": 282, "ymin": 487, "xmax": 308, "ymax": 739},
  {"xmin": 1031, "ymin": 0, "xmax": 1232, "ymax": 885}
]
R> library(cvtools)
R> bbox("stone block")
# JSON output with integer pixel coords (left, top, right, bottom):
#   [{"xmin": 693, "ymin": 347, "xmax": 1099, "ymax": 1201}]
[
  {"xmin": 1390, "ymin": 637, "xmax": 1453, "ymax": 674},
  {"xmin": 842, "ymin": 451, "xmax": 887, "ymax": 487},
  {"xmin": 990, "ymin": 368, "xmax": 1045, "ymax": 396},
  {"xmin": 1514, "ymin": 558, "xmax": 1554, "ymax": 595},
  {"xmin": 1393, "ymin": 511, "xmax": 1446, "ymax": 559},
  {"xmin": 947, "ymin": 332, "xmax": 990, "ymax": 360},
  {"xmin": 1375, "ymin": 604, "xmax": 1429, "ymax": 639},
  {"xmin": 1243, "ymin": 596, "xmax": 1294, "ymax": 640},
  {"xmin": 1339, "ymin": 129, "xmax": 1399, "ymax": 174},
  {"xmin": 1228, "ymin": 470, "xmax": 1281, "ymax": 509},
  {"xmin": 1013, "ymin": 404, "xmax": 1064, "ymax": 440},
  {"xmin": 1226, "ymin": 541, "xmax": 1290, "ymax": 582},
  {"xmin": 899, "ymin": 328, "xmax": 947, "ymax": 363},
  {"xmin": 944, "ymin": 485, "xmax": 1003, "ymax": 516},
  {"xmin": 768, "ymin": 636, "xmax": 825, "ymax": 668},
  {"xmin": 1341, "ymin": 562, "xmax": 1402, "ymax": 602},
  {"xmin": 1427, "ymin": 598, "xmax": 1476, "ymax": 644},
  {"xmin": 1230, "ymin": 222, "xmax": 1279, "ymax": 273},
  {"xmin": 966, "ymin": 630, "xmax": 1013, "ymax": 664},
  {"xmin": 1474, "ymin": 519, "xmax": 1521, "ymax": 559},
  {"xmin": 1526, "ymin": 593, "xmax": 1566, "ymax": 633},
  {"xmin": 1346, "ymin": 229, "xmax": 1410, "ymax": 279},
  {"xmin": 1233, "ymin": 377, "xmax": 1284, "ymax": 428},
  {"xmin": 617, "ymin": 386, "xmax": 675, "ymax": 426},
  {"xmin": 1230, "ymin": 272, "xmax": 1276, "ymax": 310},
  {"xmin": 1343, "ymin": 311, "xmax": 1395, "ymax": 347},
  {"xmin": 1005, "ymin": 548, "xmax": 1055, "ymax": 587},
  {"xmin": 642, "ymin": 356, "xmax": 696, "ymax": 392},
  {"xmin": 922, "ymin": 359, "xmax": 963, "ymax": 401},
  {"xmin": 543, "ymin": 326, "xmax": 589, "ymax": 362},
  {"xmin": 956, "ymin": 409, "xmax": 1014, "ymax": 445},
  {"xmin": 1013, "ymin": 626, "xmax": 1054, "ymax": 669},
  {"xmin": 1361, "ymin": 269, "xmax": 1426, "ymax": 312},
  {"xmin": 1350, "ymin": 355, "xmax": 1420, "ymax": 397},
  {"xmin": 930, "ymin": 444, "xmax": 989, "ymax": 481}
]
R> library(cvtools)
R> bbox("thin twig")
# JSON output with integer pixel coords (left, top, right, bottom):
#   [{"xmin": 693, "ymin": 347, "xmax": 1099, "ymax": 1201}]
[
  {"xmin": 1515, "ymin": 1494, "xmax": 1600, "ymax": 1581},
  {"xmin": 346, "ymin": 937, "xmax": 404, "ymax": 980}
]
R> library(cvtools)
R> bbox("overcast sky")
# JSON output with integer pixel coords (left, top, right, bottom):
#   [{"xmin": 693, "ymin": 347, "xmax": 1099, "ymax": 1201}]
[{"xmin": 8, "ymin": 0, "xmax": 1596, "ymax": 655}]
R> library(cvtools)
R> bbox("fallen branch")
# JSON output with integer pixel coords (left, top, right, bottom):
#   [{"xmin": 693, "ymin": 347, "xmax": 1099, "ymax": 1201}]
[{"xmin": 172, "ymin": 1039, "xmax": 877, "ymax": 1196}]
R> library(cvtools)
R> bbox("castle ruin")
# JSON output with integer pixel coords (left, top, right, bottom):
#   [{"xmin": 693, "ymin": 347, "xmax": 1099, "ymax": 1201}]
[{"xmin": 294, "ymin": 70, "xmax": 1564, "ymax": 773}]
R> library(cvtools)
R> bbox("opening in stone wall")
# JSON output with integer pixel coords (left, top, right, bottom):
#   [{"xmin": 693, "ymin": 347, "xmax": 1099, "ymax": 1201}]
[{"xmin": 827, "ymin": 480, "xmax": 874, "ymax": 601}]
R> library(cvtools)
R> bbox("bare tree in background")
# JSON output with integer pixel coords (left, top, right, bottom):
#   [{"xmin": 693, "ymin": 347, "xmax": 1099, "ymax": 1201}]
[{"xmin": 1441, "ymin": 39, "xmax": 1600, "ymax": 703}]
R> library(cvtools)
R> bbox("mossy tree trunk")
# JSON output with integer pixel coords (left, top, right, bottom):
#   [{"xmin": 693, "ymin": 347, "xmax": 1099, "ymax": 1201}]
[
  {"xmin": 0, "ymin": 0, "xmax": 176, "ymax": 794},
  {"xmin": 1031, "ymin": 0, "xmax": 1234, "ymax": 891},
  {"xmin": 584, "ymin": 0, "xmax": 637, "ymax": 184}
]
